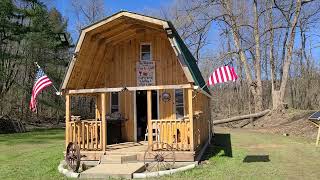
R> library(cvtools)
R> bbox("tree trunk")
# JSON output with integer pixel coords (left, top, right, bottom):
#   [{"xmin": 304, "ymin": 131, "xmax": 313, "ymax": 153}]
[
  {"xmin": 253, "ymin": 0, "xmax": 263, "ymax": 112},
  {"xmin": 278, "ymin": 0, "xmax": 302, "ymax": 109},
  {"xmin": 225, "ymin": 0, "xmax": 262, "ymax": 112}
]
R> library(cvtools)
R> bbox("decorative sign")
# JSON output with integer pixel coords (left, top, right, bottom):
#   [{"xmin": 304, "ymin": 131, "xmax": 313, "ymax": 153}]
[
  {"xmin": 136, "ymin": 61, "xmax": 155, "ymax": 86},
  {"xmin": 161, "ymin": 91, "xmax": 171, "ymax": 102}
]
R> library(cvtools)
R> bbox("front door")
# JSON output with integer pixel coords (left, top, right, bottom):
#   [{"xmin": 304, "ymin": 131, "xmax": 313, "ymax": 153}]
[{"xmin": 136, "ymin": 90, "xmax": 158, "ymax": 141}]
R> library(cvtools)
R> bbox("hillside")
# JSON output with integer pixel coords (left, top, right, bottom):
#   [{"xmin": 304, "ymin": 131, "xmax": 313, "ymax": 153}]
[{"xmin": 217, "ymin": 109, "xmax": 319, "ymax": 139}]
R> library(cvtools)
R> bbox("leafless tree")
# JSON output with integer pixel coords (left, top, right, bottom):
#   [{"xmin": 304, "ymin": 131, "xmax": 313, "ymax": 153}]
[{"xmin": 71, "ymin": 0, "xmax": 106, "ymax": 34}]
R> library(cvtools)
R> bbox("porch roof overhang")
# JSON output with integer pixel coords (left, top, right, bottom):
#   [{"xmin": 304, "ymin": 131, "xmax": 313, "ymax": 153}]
[
  {"xmin": 66, "ymin": 84, "xmax": 193, "ymax": 95},
  {"xmin": 61, "ymin": 11, "xmax": 211, "ymax": 97}
]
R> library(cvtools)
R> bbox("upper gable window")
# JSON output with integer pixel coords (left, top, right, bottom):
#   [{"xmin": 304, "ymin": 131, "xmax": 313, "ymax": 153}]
[{"xmin": 140, "ymin": 43, "xmax": 152, "ymax": 61}]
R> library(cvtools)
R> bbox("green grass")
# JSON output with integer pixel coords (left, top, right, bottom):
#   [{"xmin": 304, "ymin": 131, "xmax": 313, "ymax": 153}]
[
  {"xmin": 162, "ymin": 128, "xmax": 320, "ymax": 180},
  {"xmin": 0, "ymin": 129, "xmax": 65, "ymax": 180},
  {"xmin": 0, "ymin": 128, "xmax": 319, "ymax": 179}
]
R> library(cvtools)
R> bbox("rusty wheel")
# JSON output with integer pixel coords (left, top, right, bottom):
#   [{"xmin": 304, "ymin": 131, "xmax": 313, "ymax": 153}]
[
  {"xmin": 65, "ymin": 142, "xmax": 81, "ymax": 172},
  {"xmin": 144, "ymin": 142, "xmax": 175, "ymax": 172}
]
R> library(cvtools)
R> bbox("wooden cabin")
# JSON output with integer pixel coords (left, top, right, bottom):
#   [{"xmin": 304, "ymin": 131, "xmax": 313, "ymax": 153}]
[{"xmin": 61, "ymin": 11, "xmax": 212, "ymax": 161}]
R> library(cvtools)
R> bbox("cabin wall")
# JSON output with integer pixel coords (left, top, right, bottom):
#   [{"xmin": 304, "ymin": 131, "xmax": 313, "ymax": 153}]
[
  {"xmin": 95, "ymin": 29, "xmax": 188, "ymax": 141},
  {"xmin": 192, "ymin": 92, "xmax": 211, "ymax": 151},
  {"xmin": 67, "ymin": 29, "xmax": 188, "ymax": 89}
]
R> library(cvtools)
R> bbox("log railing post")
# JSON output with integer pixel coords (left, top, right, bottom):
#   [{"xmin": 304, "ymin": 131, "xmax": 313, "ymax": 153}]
[
  {"xmin": 65, "ymin": 94, "xmax": 71, "ymax": 148},
  {"xmin": 188, "ymin": 88, "xmax": 194, "ymax": 151},
  {"xmin": 101, "ymin": 93, "xmax": 107, "ymax": 151},
  {"xmin": 147, "ymin": 90, "xmax": 152, "ymax": 146}
]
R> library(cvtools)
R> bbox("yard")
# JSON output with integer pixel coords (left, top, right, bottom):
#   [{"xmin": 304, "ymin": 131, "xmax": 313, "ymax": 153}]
[{"xmin": 0, "ymin": 127, "xmax": 319, "ymax": 180}]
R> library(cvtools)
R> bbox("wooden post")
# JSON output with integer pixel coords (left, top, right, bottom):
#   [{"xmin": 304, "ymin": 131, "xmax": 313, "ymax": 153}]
[
  {"xmin": 65, "ymin": 94, "xmax": 71, "ymax": 148},
  {"xmin": 95, "ymin": 95, "xmax": 101, "ymax": 120},
  {"xmin": 316, "ymin": 125, "xmax": 320, "ymax": 146},
  {"xmin": 101, "ymin": 93, "xmax": 107, "ymax": 151},
  {"xmin": 188, "ymin": 88, "xmax": 194, "ymax": 151},
  {"xmin": 147, "ymin": 90, "xmax": 152, "ymax": 146}
]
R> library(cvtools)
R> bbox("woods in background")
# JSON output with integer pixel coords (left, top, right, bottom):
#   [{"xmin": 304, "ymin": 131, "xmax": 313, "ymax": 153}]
[
  {"xmin": 155, "ymin": 0, "xmax": 320, "ymax": 117},
  {"xmin": 0, "ymin": 0, "xmax": 70, "ymax": 122},
  {"xmin": 1, "ymin": 0, "xmax": 320, "ymax": 123}
]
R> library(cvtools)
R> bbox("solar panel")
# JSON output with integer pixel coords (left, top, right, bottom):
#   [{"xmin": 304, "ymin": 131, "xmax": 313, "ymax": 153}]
[{"xmin": 308, "ymin": 111, "xmax": 320, "ymax": 121}]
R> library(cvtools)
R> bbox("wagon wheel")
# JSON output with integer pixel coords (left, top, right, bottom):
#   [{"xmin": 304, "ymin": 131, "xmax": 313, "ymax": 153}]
[
  {"xmin": 65, "ymin": 142, "xmax": 81, "ymax": 172},
  {"xmin": 144, "ymin": 142, "xmax": 175, "ymax": 172}
]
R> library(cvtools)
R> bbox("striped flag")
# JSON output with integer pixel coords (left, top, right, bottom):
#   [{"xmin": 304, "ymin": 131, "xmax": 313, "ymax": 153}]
[
  {"xmin": 29, "ymin": 68, "xmax": 53, "ymax": 112},
  {"xmin": 207, "ymin": 65, "xmax": 238, "ymax": 86}
]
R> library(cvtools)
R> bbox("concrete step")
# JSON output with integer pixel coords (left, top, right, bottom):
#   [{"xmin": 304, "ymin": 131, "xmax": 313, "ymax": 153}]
[
  {"xmin": 100, "ymin": 154, "xmax": 137, "ymax": 164},
  {"xmin": 80, "ymin": 163, "xmax": 145, "ymax": 179}
]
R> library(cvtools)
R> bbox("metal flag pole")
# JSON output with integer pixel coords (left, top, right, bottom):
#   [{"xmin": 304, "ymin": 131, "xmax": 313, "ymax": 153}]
[{"xmin": 34, "ymin": 62, "xmax": 61, "ymax": 96}]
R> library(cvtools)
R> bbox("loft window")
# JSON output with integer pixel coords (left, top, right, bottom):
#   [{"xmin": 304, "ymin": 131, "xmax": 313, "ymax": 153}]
[
  {"xmin": 175, "ymin": 89, "xmax": 184, "ymax": 119},
  {"xmin": 111, "ymin": 92, "xmax": 119, "ymax": 113},
  {"xmin": 140, "ymin": 43, "xmax": 151, "ymax": 61}
]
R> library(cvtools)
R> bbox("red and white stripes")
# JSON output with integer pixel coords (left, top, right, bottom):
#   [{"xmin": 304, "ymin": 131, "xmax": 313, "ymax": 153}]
[{"xmin": 207, "ymin": 65, "xmax": 238, "ymax": 86}]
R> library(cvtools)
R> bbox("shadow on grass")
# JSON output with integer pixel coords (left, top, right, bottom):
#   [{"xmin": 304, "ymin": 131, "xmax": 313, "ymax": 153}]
[
  {"xmin": 201, "ymin": 133, "xmax": 233, "ymax": 161},
  {"xmin": 243, "ymin": 155, "xmax": 270, "ymax": 163}
]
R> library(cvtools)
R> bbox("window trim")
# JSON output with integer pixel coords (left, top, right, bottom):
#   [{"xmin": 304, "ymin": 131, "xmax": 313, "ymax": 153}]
[
  {"xmin": 174, "ymin": 89, "xmax": 184, "ymax": 119},
  {"xmin": 140, "ymin": 43, "xmax": 152, "ymax": 61},
  {"xmin": 110, "ymin": 92, "xmax": 120, "ymax": 113}
]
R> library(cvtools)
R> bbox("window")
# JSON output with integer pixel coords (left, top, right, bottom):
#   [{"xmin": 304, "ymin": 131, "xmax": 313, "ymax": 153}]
[
  {"xmin": 140, "ymin": 44, "xmax": 151, "ymax": 61},
  {"xmin": 111, "ymin": 92, "xmax": 119, "ymax": 113},
  {"xmin": 175, "ymin": 89, "xmax": 184, "ymax": 119}
]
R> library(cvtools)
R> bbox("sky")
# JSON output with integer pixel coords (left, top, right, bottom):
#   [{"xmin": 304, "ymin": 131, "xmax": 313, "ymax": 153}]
[
  {"xmin": 48, "ymin": 0, "xmax": 176, "ymax": 42},
  {"xmin": 46, "ymin": 0, "xmax": 319, "ymax": 62},
  {"xmin": 46, "ymin": 0, "xmax": 221, "ymax": 54}
]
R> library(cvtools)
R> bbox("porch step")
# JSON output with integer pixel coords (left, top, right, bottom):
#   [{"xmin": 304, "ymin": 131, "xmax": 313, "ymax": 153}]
[
  {"xmin": 80, "ymin": 163, "xmax": 145, "ymax": 179},
  {"xmin": 100, "ymin": 154, "xmax": 138, "ymax": 164}
]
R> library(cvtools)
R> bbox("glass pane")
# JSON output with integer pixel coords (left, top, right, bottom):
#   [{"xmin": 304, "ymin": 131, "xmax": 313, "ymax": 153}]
[
  {"xmin": 176, "ymin": 107, "xmax": 184, "ymax": 119},
  {"xmin": 175, "ymin": 89, "xmax": 183, "ymax": 104},
  {"xmin": 111, "ymin": 92, "xmax": 118, "ymax": 105},
  {"xmin": 141, "ymin": 53, "xmax": 151, "ymax": 61},
  {"xmin": 175, "ymin": 89, "xmax": 184, "ymax": 119},
  {"xmin": 141, "ymin": 44, "xmax": 150, "ymax": 52}
]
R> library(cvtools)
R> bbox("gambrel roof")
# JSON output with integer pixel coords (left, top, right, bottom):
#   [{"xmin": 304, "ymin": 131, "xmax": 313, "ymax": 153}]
[{"xmin": 61, "ymin": 11, "xmax": 210, "ymax": 95}]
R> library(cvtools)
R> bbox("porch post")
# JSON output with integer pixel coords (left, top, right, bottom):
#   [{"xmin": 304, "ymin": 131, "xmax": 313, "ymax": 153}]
[
  {"xmin": 101, "ymin": 93, "xmax": 107, "ymax": 151},
  {"xmin": 65, "ymin": 94, "xmax": 71, "ymax": 148},
  {"xmin": 147, "ymin": 90, "xmax": 153, "ymax": 146},
  {"xmin": 188, "ymin": 88, "xmax": 194, "ymax": 151},
  {"xmin": 95, "ymin": 95, "xmax": 101, "ymax": 120}
]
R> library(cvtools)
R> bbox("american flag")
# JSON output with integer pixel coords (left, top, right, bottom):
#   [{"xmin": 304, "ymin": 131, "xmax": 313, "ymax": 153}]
[
  {"xmin": 207, "ymin": 65, "xmax": 238, "ymax": 86},
  {"xmin": 29, "ymin": 68, "xmax": 53, "ymax": 112}
]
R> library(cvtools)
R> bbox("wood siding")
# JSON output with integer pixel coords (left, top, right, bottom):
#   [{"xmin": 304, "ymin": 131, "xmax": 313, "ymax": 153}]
[
  {"xmin": 192, "ymin": 92, "xmax": 211, "ymax": 150},
  {"xmin": 64, "ymin": 17, "xmax": 211, "ymax": 153},
  {"xmin": 67, "ymin": 29, "xmax": 188, "ymax": 89}
]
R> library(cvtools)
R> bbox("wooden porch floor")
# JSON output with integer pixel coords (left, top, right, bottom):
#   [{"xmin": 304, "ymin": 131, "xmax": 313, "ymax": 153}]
[{"xmin": 80, "ymin": 141, "xmax": 196, "ymax": 162}]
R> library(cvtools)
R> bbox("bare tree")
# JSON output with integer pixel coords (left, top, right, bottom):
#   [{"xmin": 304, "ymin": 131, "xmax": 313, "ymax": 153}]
[{"xmin": 71, "ymin": 0, "xmax": 106, "ymax": 34}]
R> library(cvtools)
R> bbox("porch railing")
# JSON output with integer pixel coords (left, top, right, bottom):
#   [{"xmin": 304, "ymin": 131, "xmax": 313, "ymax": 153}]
[
  {"xmin": 67, "ymin": 120, "xmax": 102, "ymax": 151},
  {"xmin": 150, "ymin": 119, "xmax": 191, "ymax": 151}
]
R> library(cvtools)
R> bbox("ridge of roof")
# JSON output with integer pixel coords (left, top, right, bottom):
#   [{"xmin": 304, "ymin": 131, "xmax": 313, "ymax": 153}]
[{"xmin": 81, "ymin": 10, "xmax": 168, "ymax": 31}]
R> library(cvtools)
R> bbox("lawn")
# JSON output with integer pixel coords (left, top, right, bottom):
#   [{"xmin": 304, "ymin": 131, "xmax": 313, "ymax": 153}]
[{"xmin": 0, "ymin": 128, "xmax": 319, "ymax": 180}]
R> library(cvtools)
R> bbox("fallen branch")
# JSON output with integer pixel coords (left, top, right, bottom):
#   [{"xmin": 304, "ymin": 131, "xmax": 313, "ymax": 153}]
[{"xmin": 213, "ymin": 109, "xmax": 271, "ymax": 125}]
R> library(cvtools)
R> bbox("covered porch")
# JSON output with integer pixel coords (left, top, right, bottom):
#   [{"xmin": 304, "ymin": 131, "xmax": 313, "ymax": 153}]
[{"xmin": 64, "ymin": 84, "xmax": 207, "ymax": 161}]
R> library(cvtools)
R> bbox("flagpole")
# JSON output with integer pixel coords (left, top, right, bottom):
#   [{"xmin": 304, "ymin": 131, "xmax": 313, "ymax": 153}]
[{"xmin": 34, "ymin": 62, "xmax": 61, "ymax": 96}]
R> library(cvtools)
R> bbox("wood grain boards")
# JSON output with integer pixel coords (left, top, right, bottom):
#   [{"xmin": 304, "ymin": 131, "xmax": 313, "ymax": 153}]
[
  {"xmin": 64, "ymin": 15, "xmax": 211, "ymax": 153},
  {"xmin": 66, "ymin": 28, "xmax": 187, "ymax": 89}
]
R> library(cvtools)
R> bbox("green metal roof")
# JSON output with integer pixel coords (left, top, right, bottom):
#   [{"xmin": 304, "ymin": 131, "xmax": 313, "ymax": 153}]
[{"xmin": 167, "ymin": 22, "xmax": 211, "ymax": 95}]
